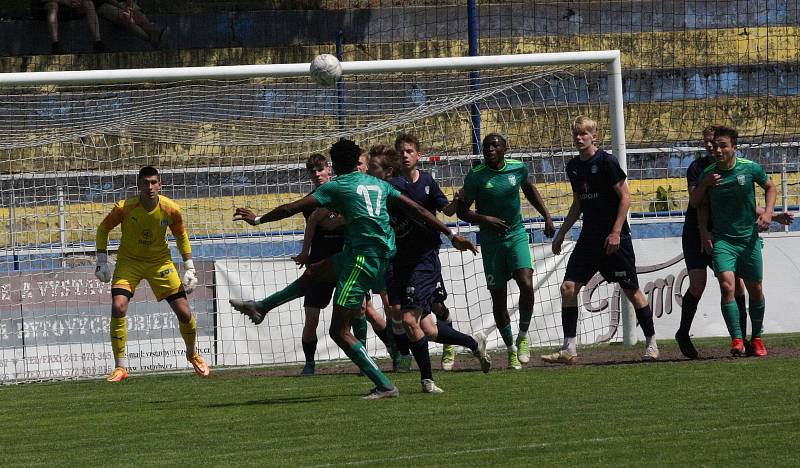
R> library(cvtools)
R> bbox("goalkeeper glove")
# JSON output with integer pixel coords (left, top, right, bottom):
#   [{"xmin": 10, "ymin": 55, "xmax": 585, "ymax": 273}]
[
  {"xmin": 94, "ymin": 253, "xmax": 112, "ymax": 283},
  {"xmin": 182, "ymin": 259, "xmax": 198, "ymax": 294}
]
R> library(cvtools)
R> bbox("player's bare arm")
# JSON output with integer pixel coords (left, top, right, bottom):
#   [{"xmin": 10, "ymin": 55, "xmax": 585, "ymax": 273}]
[
  {"xmin": 395, "ymin": 194, "xmax": 478, "ymax": 254},
  {"xmin": 521, "ymin": 179, "xmax": 555, "ymax": 237},
  {"xmin": 552, "ymin": 193, "xmax": 582, "ymax": 255},
  {"xmin": 607, "ymin": 179, "xmax": 631, "ymax": 255},
  {"xmin": 441, "ymin": 187, "xmax": 463, "ymax": 217},
  {"xmin": 292, "ymin": 207, "xmax": 329, "ymax": 268},
  {"xmin": 455, "ymin": 196, "xmax": 508, "ymax": 235},
  {"xmin": 756, "ymin": 178, "xmax": 777, "ymax": 230},
  {"xmin": 689, "ymin": 172, "xmax": 721, "ymax": 208},
  {"xmin": 234, "ymin": 193, "xmax": 320, "ymax": 225}
]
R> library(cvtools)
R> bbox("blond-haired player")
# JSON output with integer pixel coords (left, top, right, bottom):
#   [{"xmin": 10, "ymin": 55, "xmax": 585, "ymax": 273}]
[{"xmin": 95, "ymin": 166, "xmax": 210, "ymax": 382}]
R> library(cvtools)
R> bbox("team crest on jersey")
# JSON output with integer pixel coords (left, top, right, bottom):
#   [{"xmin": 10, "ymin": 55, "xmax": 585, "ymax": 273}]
[
  {"xmin": 508, "ymin": 175, "xmax": 516, "ymax": 185},
  {"xmin": 425, "ymin": 185, "xmax": 430, "ymax": 194},
  {"xmin": 160, "ymin": 219, "xmax": 169, "ymax": 226},
  {"xmin": 737, "ymin": 175, "xmax": 746, "ymax": 185},
  {"xmin": 591, "ymin": 165, "xmax": 598, "ymax": 174}
]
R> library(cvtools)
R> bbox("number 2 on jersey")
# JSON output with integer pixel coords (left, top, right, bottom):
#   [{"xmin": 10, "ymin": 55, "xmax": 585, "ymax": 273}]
[{"xmin": 357, "ymin": 184, "xmax": 383, "ymax": 217}]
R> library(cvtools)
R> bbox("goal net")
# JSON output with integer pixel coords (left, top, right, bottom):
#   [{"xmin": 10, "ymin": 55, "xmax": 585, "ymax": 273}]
[{"xmin": 1, "ymin": 52, "xmax": 635, "ymax": 383}]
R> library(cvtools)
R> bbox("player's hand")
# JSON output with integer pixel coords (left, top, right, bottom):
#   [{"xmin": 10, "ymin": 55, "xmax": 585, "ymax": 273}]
[
  {"xmin": 552, "ymin": 233, "xmax": 564, "ymax": 255},
  {"xmin": 292, "ymin": 251, "xmax": 309, "ymax": 268},
  {"xmin": 484, "ymin": 216, "xmax": 508, "ymax": 235},
  {"xmin": 700, "ymin": 230, "xmax": 714, "ymax": 255},
  {"xmin": 700, "ymin": 172, "xmax": 722, "ymax": 188},
  {"xmin": 182, "ymin": 259, "xmax": 198, "ymax": 294},
  {"xmin": 94, "ymin": 252, "xmax": 112, "ymax": 283},
  {"xmin": 757, "ymin": 211, "xmax": 773, "ymax": 231},
  {"xmin": 773, "ymin": 211, "xmax": 795, "ymax": 226},
  {"xmin": 604, "ymin": 231, "xmax": 621, "ymax": 255},
  {"xmin": 233, "ymin": 207, "xmax": 259, "ymax": 225},
  {"xmin": 543, "ymin": 217, "xmax": 556, "ymax": 238},
  {"xmin": 452, "ymin": 235, "xmax": 478, "ymax": 255}
]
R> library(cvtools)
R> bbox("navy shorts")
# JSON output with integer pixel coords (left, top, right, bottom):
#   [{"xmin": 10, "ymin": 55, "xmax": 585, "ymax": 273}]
[
  {"xmin": 387, "ymin": 251, "xmax": 447, "ymax": 314},
  {"xmin": 682, "ymin": 230, "xmax": 712, "ymax": 271},
  {"xmin": 564, "ymin": 235, "xmax": 639, "ymax": 290},
  {"xmin": 304, "ymin": 282, "xmax": 335, "ymax": 309}
]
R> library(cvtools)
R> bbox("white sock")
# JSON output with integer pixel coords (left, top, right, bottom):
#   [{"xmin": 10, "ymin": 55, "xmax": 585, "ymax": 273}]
[
  {"xmin": 646, "ymin": 335, "xmax": 658, "ymax": 349},
  {"xmin": 115, "ymin": 357, "xmax": 128, "ymax": 368},
  {"xmin": 564, "ymin": 337, "xmax": 577, "ymax": 354}
]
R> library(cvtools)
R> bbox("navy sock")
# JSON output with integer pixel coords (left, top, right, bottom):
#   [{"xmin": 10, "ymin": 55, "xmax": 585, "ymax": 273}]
[
  {"xmin": 635, "ymin": 305, "xmax": 656, "ymax": 337},
  {"xmin": 436, "ymin": 321, "xmax": 478, "ymax": 352},
  {"xmin": 735, "ymin": 295, "xmax": 747, "ymax": 338},
  {"xmin": 562, "ymin": 306, "xmax": 579, "ymax": 338},
  {"xmin": 374, "ymin": 326, "xmax": 390, "ymax": 347},
  {"xmin": 394, "ymin": 331, "xmax": 410, "ymax": 356},
  {"xmin": 409, "ymin": 337, "xmax": 433, "ymax": 381},
  {"xmin": 301, "ymin": 339, "xmax": 317, "ymax": 364},
  {"xmin": 679, "ymin": 291, "xmax": 699, "ymax": 334}
]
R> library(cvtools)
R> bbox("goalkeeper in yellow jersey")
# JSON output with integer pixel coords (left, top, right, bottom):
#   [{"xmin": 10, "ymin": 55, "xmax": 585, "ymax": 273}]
[{"xmin": 95, "ymin": 166, "xmax": 210, "ymax": 382}]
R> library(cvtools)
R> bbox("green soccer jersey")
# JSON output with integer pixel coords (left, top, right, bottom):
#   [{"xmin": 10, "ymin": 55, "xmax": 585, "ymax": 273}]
[
  {"xmin": 703, "ymin": 157, "xmax": 768, "ymax": 242},
  {"xmin": 311, "ymin": 171, "xmax": 401, "ymax": 258},
  {"xmin": 462, "ymin": 159, "xmax": 529, "ymax": 243}
]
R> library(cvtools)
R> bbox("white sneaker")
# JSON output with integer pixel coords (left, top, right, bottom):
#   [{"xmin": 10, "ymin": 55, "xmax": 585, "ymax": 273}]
[
  {"xmin": 472, "ymin": 332, "xmax": 491, "ymax": 373},
  {"xmin": 541, "ymin": 348, "xmax": 578, "ymax": 365},
  {"xmin": 508, "ymin": 346, "xmax": 522, "ymax": 370},
  {"xmin": 421, "ymin": 379, "xmax": 444, "ymax": 394},
  {"xmin": 642, "ymin": 343, "xmax": 659, "ymax": 361},
  {"xmin": 362, "ymin": 386, "xmax": 400, "ymax": 400},
  {"xmin": 516, "ymin": 335, "xmax": 530, "ymax": 364}
]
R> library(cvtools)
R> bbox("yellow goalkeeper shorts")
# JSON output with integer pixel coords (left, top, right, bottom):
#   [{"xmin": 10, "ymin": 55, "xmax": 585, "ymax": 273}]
[{"xmin": 112, "ymin": 256, "xmax": 183, "ymax": 301}]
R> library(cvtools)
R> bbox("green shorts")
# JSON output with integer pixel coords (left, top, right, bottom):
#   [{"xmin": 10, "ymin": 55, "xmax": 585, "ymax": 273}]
[
  {"xmin": 480, "ymin": 230, "xmax": 533, "ymax": 289},
  {"xmin": 332, "ymin": 250, "xmax": 389, "ymax": 309},
  {"xmin": 712, "ymin": 236, "xmax": 763, "ymax": 281}
]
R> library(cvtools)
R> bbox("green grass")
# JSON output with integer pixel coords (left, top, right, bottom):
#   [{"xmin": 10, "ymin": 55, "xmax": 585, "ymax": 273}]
[{"xmin": 2, "ymin": 335, "xmax": 799, "ymax": 467}]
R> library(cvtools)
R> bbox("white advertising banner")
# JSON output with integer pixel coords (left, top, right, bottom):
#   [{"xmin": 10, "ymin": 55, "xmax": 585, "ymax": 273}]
[{"xmin": 215, "ymin": 234, "xmax": 800, "ymax": 364}]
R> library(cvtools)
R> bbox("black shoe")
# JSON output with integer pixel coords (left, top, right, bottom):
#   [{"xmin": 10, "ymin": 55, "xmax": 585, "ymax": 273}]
[
  {"xmin": 675, "ymin": 331, "xmax": 698, "ymax": 359},
  {"xmin": 50, "ymin": 41, "xmax": 64, "ymax": 55}
]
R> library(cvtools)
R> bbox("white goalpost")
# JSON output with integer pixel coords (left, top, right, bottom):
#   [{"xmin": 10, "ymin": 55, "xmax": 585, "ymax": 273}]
[{"xmin": 0, "ymin": 51, "xmax": 634, "ymax": 383}]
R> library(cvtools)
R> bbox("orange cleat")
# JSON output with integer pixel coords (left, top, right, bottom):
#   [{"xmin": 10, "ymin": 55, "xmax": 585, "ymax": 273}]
[
  {"xmin": 730, "ymin": 338, "xmax": 745, "ymax": 356},
  {"xmin": 106, "ymin": 367, "xmax": 129, "ymax": 382},
  {"xmin": 188, "ymin": 353, "xmax": 211, "ymax": 377},
  {"xmin": 749, "ymin": 337, "xmax": 768, "ymax": 357}
]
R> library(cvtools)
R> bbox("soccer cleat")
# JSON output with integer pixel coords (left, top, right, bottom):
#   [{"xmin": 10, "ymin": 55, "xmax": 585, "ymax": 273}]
[
  {"xmin": 188, "ymin": 353, "xmax": 211, "ymax": 377},
  {"xmin": 300, "ymin": 362, "xmax": 315, "ymax": 376},
  {"xmin": 675, "ymin": 331, "xmax": 699, "ymax": 359},
  {"xmin": 230, "ymin": 299, "xmax": 266, "ymax": 325},
  {"xmin": 421, "ymin": 379, "xmax": 444, "ymax": 394},
  {"xmin": 541, "ymin": 349, "xmax": 578, "ymax": 365},
  {"xmin": 441, "ymin": 344, "xmax": 456, "ymax": 371},
  {"xmin": 106, "ymin": 367, "xmax": 129, "ymax": 382},
  {"xmin": 471, "ymin": 331, "xmax": 491, "ymax": 373},
  {"xmin": 642, "ymin": 343, "xmax": 659, "ymax": 361},
  {"xmin": 362, "ymin": 386, "xmax": 400, "ymax": 400},
  {"xmin": 749, "ymin": 337, "xmax": 768, "ymax": 357},
  {"xmin": 730, "ymin": 338, "xmax": 746, "ymax": 356},
  {"xmin": 516, "ymin": 335, "xmax": 530, "ymax": 364},
  {"xmin": 397, "ymin": 354, "xmax": 412, "ymax": 372},
  {"xmin": 507, "ymin": 347, "xmax": 522, "ymax": 370}
]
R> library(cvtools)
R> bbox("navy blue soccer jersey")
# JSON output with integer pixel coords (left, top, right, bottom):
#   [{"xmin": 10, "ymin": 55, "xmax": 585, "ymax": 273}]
[
  {"xmin": 565, "ymin": 149, "xmax": 630, "ymax": 238},
  {"xmin": 388, "ymin": 171, "xmax": 449, "ymax": 259},
  {"xmin": 683, "ymin": 155, "xmax": 712, "ymax": 235},
  {"xmin": 302, "ymin": 199, "xmax": 345, "ymax": 264}
]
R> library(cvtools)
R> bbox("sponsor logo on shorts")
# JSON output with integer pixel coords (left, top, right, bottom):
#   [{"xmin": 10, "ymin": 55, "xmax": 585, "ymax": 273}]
[
  {"xmin": 508, "ymin": 175, "xmax": 516, "ymax": 185},
  {"xmin": 160, "ymin": 219, "xmax": 169, "ymax": 226},
  {"xmin": 159, "ymin": 268, "xmax": 173, "ymax": 278},
  {"xmin": 614, "ymin": 271, "xmax": 627, "ymax": 278}
]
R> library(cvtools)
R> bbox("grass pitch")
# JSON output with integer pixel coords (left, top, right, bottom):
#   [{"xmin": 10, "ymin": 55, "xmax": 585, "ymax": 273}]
[{"xmin": 2, "ymin": 334, "xmax": 799, "ymax": 467}]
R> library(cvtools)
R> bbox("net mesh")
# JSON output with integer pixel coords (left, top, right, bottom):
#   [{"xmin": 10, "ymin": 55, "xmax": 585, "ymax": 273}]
[{"xmin": 0, "ymin": 62, "xmax": 627, "ymax": 382}]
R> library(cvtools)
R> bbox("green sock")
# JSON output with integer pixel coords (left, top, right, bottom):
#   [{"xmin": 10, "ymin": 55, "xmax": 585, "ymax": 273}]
[
  {"xmin": 749, "ymin": 298, "xmax": 765, "ymax": 338},
  {"xmin": 352, "ymin": 315, "xmax": 368, "ymax": 348},
  {"xmin": 256, "ymin": 280, "xmax": 303, "ymax": 313},
  {"xmin": 721, "ymin": 300, "xmax": 743, "ymax": 339},
  {"xmin": 500, "ymin": 324, "xmax": 514, "ymax": 347},
  {"xmin": 345, "ymin": 341, "xmax": 392, "ymax": 389}
]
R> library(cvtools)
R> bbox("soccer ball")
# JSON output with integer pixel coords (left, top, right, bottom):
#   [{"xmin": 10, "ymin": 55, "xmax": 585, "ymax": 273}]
[{"xmin": 309, "ymin": 54, "xmax": 342, "ymax": 87}]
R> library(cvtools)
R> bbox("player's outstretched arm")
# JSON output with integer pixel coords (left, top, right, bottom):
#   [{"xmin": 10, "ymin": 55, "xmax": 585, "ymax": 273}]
[
  {"xmin": 455, "ymin": 194, "xmax": 509, "ymax": 234},
  {"xmin": 234, "ymin": 194, "xmax": 320, "ymax": 226},
  {"xmin": 168, "ymin": 208, "xmax": 198, "ymax": 293},
  {"xmin": 395, "ymin": 194, "xmax": 478, "ymax": 254},
  {"xmin": 552, "ymin": 194, "xmax": 581, "ymax": 255},
  {"xmin": 521, "ymin": 180, "xmax": 555, "ymax": 237}
]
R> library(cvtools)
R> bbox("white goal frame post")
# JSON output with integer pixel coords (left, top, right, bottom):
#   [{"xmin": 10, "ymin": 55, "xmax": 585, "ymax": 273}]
[{"xmin": 0, "ymin": 50, "xmax": 639, "ymax": 346}]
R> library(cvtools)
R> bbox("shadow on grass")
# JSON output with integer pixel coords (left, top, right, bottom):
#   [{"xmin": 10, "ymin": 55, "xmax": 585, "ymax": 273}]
[{"xmin": 206, "ymin": 393, "xmax": 361, "ymax": 407}]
